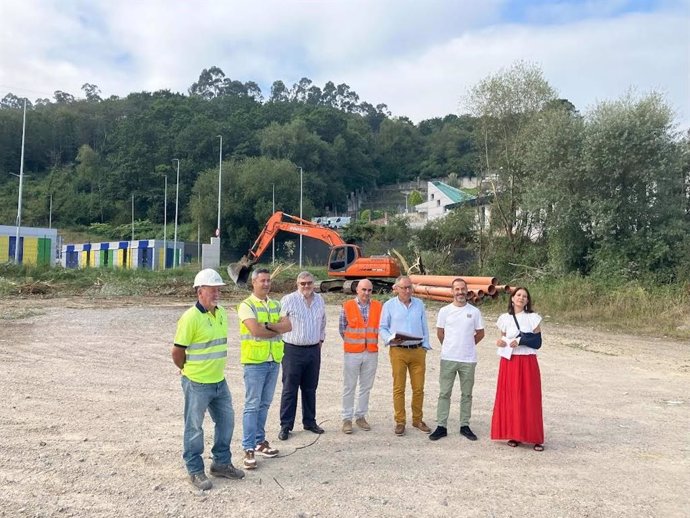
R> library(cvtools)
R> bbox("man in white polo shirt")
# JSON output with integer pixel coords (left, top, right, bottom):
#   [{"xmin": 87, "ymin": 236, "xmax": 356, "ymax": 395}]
[{"xmin": 429, "ymin": 277, "xmax": 485, "ymax": 441}]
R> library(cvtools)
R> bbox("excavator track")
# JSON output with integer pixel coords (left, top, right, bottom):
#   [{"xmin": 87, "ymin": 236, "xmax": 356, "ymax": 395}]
[
  {"xmin": 314, "ymin": 279, "xmax": 345, "ymax": 293},
  {"xmin": 315, "ymin": 279, "xmax": 393, "ymax": 294}
]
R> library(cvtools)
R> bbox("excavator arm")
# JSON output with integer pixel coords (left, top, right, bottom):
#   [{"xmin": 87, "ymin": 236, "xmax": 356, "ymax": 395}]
[
  {"xmin": 229, "ymin": 211, "xmax": 347, "ymax": 285},
  {"xmin": 245, "ymin": 211, "xmax": 346, "ymax": 262}
]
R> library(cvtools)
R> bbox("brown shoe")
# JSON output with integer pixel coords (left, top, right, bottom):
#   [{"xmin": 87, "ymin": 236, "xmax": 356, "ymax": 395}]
[
  {"xmin": 243, "ymin": 449, "xmax": 257, "ymax": 470},
  {"xmin": 394, "ymin": 423, "xmax": 405, "ymax": 436},
  {"xmin": 355, "ymin": 417, "xmax": 371, "ymax": 431},
  {"xmin": 413, "ymin": 421, "xmax": 431, "ymax": 433},
  {"xmin": 342, "ymin": 420, "xmax": 353, "ymax": 434}
]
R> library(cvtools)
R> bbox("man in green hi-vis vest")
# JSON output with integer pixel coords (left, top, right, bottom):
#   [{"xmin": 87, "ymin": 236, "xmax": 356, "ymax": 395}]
[
  {"xmin": 172, "ymin": 269, "xmax": 245, "ymax": 491},
  {"xmin": 237, "ymin": 268, "xmax": 292, "ymax": 471}
]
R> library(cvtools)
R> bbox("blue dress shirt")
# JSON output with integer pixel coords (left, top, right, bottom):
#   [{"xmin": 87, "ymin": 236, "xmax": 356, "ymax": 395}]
[{"xmin": 380, "ymin": 296, "xmax": 430, "ymax": 350}]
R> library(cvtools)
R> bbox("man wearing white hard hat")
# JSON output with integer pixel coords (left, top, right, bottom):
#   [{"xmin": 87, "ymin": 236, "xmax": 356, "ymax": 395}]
[{"xmin": 172, "ymin": 268, "xmax": 244, "ymax": 490}]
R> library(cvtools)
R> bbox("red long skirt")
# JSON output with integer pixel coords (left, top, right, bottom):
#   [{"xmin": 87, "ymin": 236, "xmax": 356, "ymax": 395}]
[{"xmin": 491, "ymin": 354, "xmax": 544, "ymax": 445}]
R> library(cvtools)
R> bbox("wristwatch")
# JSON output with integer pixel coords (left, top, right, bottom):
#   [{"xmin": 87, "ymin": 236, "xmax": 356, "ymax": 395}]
[{"xmin": 264, "ymin": 322, "xmax": 272, "ymax": 332}]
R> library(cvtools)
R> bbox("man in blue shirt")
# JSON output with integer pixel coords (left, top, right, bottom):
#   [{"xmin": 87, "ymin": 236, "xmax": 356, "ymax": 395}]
[{"xmin": 380, "ymin": 275, "xmax": 431, "ymax": 436}]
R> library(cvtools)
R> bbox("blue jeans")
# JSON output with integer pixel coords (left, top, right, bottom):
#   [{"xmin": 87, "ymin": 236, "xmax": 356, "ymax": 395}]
[
  {"xmin": 242, "ymin": 361, "xmax": 280, "ymax": 450},
  {"xmin": 181, "ymin": 377, "xmax": 235, "ymax": 475}
]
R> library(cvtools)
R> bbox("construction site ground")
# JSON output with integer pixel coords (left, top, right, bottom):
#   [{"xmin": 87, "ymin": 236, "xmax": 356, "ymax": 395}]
[{"xmin": 1, "ymin": 295, "xmax": 688, "ymax": 517}]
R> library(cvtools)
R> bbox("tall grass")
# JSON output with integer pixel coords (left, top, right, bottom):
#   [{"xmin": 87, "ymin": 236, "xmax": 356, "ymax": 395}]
[
  {"xmin": 0, "ymin": 263, "xmax": 198, "ymax": 297},
  {"xmin": 526, "ymin": 275, "xmax": 690, "ymax": 339},
  {"xmin": 2, "ymin": 264, "xmax": 688, "ymax": 339}
]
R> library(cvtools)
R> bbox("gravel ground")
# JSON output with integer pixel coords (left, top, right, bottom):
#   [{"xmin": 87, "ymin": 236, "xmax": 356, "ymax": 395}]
[{"xmin": 0, "ymin": 296, "xmax": 688, "ymax": 518}]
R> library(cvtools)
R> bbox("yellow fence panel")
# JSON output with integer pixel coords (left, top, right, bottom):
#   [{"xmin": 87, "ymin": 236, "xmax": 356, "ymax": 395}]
[
  {"xmin": 23, "ymin": 237, "xmax": 38, "ymax": 265},
  {"xmin": 0, "ymin": 235, "xmax": 8, "ymax": 262}
]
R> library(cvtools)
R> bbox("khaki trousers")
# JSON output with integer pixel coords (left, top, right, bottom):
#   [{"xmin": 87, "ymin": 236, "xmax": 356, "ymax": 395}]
[{"xmin": 389, "ymin": 346, "xmax": 426, "ymax": 424}]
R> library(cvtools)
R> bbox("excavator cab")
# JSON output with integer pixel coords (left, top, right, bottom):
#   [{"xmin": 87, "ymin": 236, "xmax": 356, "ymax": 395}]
[{"xmin": 328, "ymin": 245, "xmax": 360, "ymax": 273}]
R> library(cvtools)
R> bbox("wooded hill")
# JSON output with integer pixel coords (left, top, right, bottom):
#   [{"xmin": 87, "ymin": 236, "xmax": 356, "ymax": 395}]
[
  {"xmin": 0, "ymin": 67, "xmax": 476, "ymax": 240},
  {"xmin": 1, "ymin": 63, "xmax": 688, "ymax": 283}
]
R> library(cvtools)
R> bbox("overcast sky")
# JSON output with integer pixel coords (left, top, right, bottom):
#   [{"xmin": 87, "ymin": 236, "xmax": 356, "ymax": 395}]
[{"xmin": 1, "ymin": 0, "xmax": 688, "ymax": 127}]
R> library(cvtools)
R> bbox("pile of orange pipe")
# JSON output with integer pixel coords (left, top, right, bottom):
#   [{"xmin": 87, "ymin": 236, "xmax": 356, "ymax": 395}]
[{"xmin": 408, "ymin": 275, "xmax": 512, "ymax": 305}]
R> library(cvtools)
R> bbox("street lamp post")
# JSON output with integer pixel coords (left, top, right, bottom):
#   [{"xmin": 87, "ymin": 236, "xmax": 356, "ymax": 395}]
[
  {"xmin": 163, "ymin": 175, "xmax": 167, "ymax": 268},
  {"xmin": 172, "ymin": 158, "xmax": 180, "ymax": 268},
  {"xmin": 402, "ymin": 191, "xmax": 410, "ymax": 213},
  {"xmin": 131, "ymin": 194, "xmax": 135, "ymax": 241},
  {"xmin": 272, "ymin": 183, "xmax": 275, "ymax": 265},
  {"xmin": 299, "ymin": 166, "xmax": 303, "ymax": 269},
  {"xmin": 14, "ymin": 99, "xmax": 27, "ymax": 264},
  {"xmin": 217, "ymin": 135, "xmax": 222, "ymax": 237}
]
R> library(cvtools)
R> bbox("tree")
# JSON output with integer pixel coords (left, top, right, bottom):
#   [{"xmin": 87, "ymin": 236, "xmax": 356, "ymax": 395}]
[
  {"xmin": 579, "ymin": 93, "xmax": 687, "ymax": 281},
  {"xmin": 193, "ymin": 157, "xmax": 320, "ymax": 253},
  {"xmin": 374, "ymin": 117, "xmax": 424, "ymax": 184},
  {"xmin": 75, "ymin": 144, "xmax": 106, "ymax": 222},
  {"xmin": 521, "ymin": 102, "xmax": 587, "ymax": 274},
  {"xmin": 413, "ymin": 208, "xmax": 476, "ymax": 274},
  {"xmin": 1, "ymin": 93, "xmax": 30, "ymax": 109},
  {"xmin": 54, "ymin": 90, "xmax": 75, "ymax": 104},
  {"xmin": 269, "ymin": 80, "xmax": 290, "ymax": 102},
  {"xmin": 81, "ymin": 83, "xmax": 102, "ymax": 102},
  {"xmin": 259, "ymin": 119, "xmax": 334, "ymax": 173},
  {"xmin": 290, "ymin": 77, "xmax": 313, "ymax": 103},
  {"xmin": 408, "ymin": 190, "xmax": 424, "ymax": 207},
  {"xmin": 465, "ymin": 61, "xmax": 557, "ymax": 268},
  {"xmin": 418, "ymin": 115, "xmax": 477, "ymax": 179},
  {"xmin": 188, "ymin": 66, "xmax": 226, "ymax": 99}
]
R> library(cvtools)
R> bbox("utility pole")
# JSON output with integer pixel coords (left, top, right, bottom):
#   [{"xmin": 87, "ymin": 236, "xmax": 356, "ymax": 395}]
[
  {"xmin": 163, "ymin": 175, "xmax": 167, "ymax": 268},
  {"xmin": 272, "ymin": 184, "xmax": 275, "ymax": 265},
  {"xmin": 172, "ymin": 158, "xmax": 180, "ymax": 268},
  {"xmin": 131, "ymin": 194, "xmax": 135, "ymax": 241},
  {"xmin": 217, "ymin": 135, "xmax": 222, "ymax": 237},
  {"xmin": 299, "ymin": 166, "xmax": 303, "ymax": 268},
  {"xmin": 14, "ymin": 99, "xmax": 27, "ymax": 263}
]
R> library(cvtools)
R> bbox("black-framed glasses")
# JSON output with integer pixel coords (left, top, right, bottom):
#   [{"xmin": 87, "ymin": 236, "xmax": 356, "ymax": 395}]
[{"xmin": 299, "ymin": 281, "xmax": 314, "ymax": 286}]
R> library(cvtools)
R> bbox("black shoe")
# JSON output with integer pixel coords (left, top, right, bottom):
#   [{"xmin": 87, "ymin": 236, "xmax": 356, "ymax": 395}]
[
  {"xmin": 429, "ymin": 426, "xmax": 447, "ymax": 441},
  {"xmin": 303, "ymin": 423, "xmax": 325, "ymax": 434},
  {"xmin": 278, "ymin": 427, "xmax": 290, "ymax": 441},
  {"xmin": 460, "ymin": 426, "xmax": 478, "ymax": 441}
]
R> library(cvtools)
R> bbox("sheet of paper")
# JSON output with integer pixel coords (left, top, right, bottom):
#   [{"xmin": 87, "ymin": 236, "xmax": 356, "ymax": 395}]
[{"xmin": 497, "ymin": 337, "xmax": 513, "ymax": 359}]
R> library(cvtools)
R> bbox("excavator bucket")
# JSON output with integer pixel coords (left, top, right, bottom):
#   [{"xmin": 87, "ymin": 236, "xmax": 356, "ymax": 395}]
[{"xmin": 227, "ymin": 256, "xmax": 254, "ymax": 287}]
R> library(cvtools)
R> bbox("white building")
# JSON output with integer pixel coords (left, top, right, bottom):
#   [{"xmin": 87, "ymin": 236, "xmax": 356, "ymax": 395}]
[{"xmin": 415, "ymin": 181, "xmax": 477, "ymax": 221}]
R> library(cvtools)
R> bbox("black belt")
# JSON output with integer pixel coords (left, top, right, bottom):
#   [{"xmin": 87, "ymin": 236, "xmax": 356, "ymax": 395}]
[
  {"xmin": 284, "ymin": 342, "xmax": 320, "ymax": 348},
  {"xmin": 395, "ymin": 343, "xmax": 422, "ymax": 349}
]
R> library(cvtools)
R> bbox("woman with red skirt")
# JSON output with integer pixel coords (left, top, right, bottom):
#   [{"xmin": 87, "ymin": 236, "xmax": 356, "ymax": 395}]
[{"xmin": 491, "ymin": 286, "xmax": 544, "ymax": 451}]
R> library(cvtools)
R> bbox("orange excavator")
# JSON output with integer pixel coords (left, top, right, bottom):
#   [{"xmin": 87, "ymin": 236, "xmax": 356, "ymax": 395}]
[{"xmin": 227, "ymin": 211, "xmax": 401, "ymax": 292}]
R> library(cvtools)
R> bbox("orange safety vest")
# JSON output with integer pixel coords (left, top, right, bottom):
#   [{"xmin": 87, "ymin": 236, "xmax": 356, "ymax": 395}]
[{"xmin": 342, "ymin": 299, "xmax": 382, "ymax": 353}]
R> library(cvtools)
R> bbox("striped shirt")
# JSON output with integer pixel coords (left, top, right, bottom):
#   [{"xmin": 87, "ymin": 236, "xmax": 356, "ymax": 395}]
[
  {"xmin": 280, "ymin": 290, "xmax": 326, "ymax": 345},
  {"xmin": 339, "ymin": 298, "xmax": 371, "ymax": 338}
]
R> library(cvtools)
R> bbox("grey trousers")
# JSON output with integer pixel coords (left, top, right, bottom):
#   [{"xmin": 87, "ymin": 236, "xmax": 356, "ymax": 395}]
[{"xmin": 342, "ymin": 351, "xmax": 378, "ymax": 420}]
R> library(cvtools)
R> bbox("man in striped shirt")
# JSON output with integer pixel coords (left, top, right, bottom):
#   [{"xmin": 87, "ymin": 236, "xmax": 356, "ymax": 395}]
[{"xmin": 277, "ymin": 271, "xmax": 327, "ymax": 440}]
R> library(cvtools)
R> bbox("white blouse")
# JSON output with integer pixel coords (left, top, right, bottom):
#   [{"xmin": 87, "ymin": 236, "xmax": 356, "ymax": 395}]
[{"xmin": 496, "ymin": 311, "xmax": 542, "ymax": 356}]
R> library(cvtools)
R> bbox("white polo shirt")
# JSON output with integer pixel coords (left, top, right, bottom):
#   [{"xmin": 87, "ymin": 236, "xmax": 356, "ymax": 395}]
[{"xmin": 436, "ymin": 303, "xmax": 484, "ymax": 363}]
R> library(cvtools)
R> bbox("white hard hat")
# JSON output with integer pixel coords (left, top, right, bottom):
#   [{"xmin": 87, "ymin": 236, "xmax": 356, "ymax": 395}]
[{"xmin": 193, "ymin": 268, "xmax": 226, "ymax": 288}]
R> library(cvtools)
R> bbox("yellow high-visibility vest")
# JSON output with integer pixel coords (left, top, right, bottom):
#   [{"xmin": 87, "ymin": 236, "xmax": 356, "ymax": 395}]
[
  {"xmin": 238, "ymin": 296, "xmax": 284, "ymax": 364},
  {"xmin": 174, "ymin": 303, "xmax": 228, "ymax": 383}
]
